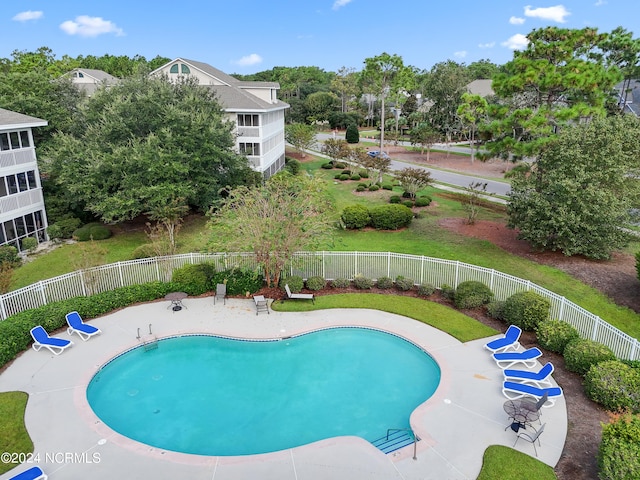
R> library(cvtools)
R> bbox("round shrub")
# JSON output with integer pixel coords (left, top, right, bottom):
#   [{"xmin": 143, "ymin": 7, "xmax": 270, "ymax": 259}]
[
  {"xmin": 130, "ymin": 244, "xmax": 156, "ymax": 259},
  {"xmin": 322, "ymin": 162, "xmax": 334, "ymax": 169},
  {"xmin": 358, "ymin": 170, "xmax": 369, "ymax": 179},
  {"xmin": 368, "ymin": 204, "xmax": 413, "ymax": 230},
  {"xmin": 584, "ymin": 360, "xmax": 640, "ymax": 413},
  {"xmin": 382, "ymin": 183, "xmax": 393, "ymax": 191},
  {"xmin": 376, "ymin": 276, "xmax": 394, "ymax": 289},
  {"xmin": 284, "ymin": 158, "xmax": 301, "ymax": 175},
  {"xmin": 171, "ymin": 264, "xmax": 211, "ymax": 295},
  {"xmin": 564, "ymin": 338, "xmax": 616, "ymax": 376},
  {"xmin": 306, "ymin": 276, "xmax": 326, "ymax": 291},
  {"xmin": 350, "ymin": 174, "xmax": 361, "ymax": 181},
  {"xmin": 440, "ymin": 283, "xmax": 456, "ymax": 301},
  {"xmin": 535, "ymin": 319, "xmax": 580, "ymax": 354},
  {"xmin": 341, "ymin": 169, "xmax": 352, "ymax": 175},
  {"xmin": 280, "ymin": 275, "xmax": 304, "ymax": 293},
  {"xmin": 355, "ymin": 185, "xmax": 365, "ymax": 192},
  {"xmin": 73, "ymin": 223, "xmax": 112, "ymax": 241},
  {"xmin": 47, "ymin": 216, "xmax": 82, "ymax": 240},
  {"xmin": 357, "ymin": 182, "xmax": 368, "ymax": 188},
  {"xmin": 415, "ymin": 196, "xmax": 432, "ymax": 207},
  {"xmin": 486, "ymin": 300, "xmax": 505, "ymax": 320},
  {"xmin": 389, "ymin": 195, "xmax": 401, "ymax": 204},
  {"xmin": 598, "ymin": 414, "xmax": 640, "ymax": 480},
  {"xmin": 20, "ymin": 237, "xmax": 38, "ymax": 253},
  {"xmin": 502, "ymin": 290, "xmax": 550, "ymax": 331},
  {"xmin": 339, "ymin": 174, "xmax": 350, "ymax": 181},
  {"xmin": 353, "ymin": 274, "xmax": 373, "ymax": 289},
  {"xmin": 331, "ymin": 277, "xmax": 350, "ymax": 289},
  {"xmin": 345, "ymin": 124, "xmax": 360, "ymax": 143},
  {"xmin": 341, "ymin": 204, "xmax": 371, "ymax": 229},
  {"xmin": 402, "ymin": 200, "xmax": 414, "ymax": 208},
  {"xmin": 335, "ymin": 162, "xmax": 346, "ymax": 169},
  {"xmin": 368, "ymin": 184, "xmax": 380, "ymax": 192},
  {"xmin": 418, "ymin": 283, "xmax": 436, "ymax": 297},
  {"xmin": 334, "ymin": 173, "xmax": 342, "ymax": 179},
  {"xmin": 454, "ymin": 281, "xmax": 494, "ymax": 309},
  {"xmin": 395, "ymin": 275, "xmax": 415, "ymax": 291}
]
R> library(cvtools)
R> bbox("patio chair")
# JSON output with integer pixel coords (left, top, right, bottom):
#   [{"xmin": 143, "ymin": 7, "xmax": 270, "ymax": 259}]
[
  {"xmin": 30, "ymin": 326, "xmax": 73, "ymax": 355},
  {"xmin": 66, "ymin": 311, "xmax": 101, "ymax": 341},
  {"xmin": 284, "ymin": 284, "xmax": 315, "ymax": 303},
  {"xmin": 9, "ymin": 465, "xmax": 48, "ymax": 480},
  {"xmin": 502, "ymin": 381, "xmax": 563, "ymax": 407},
  {"xmin": 214, "ymin": 283, "xmax": 227, "ymax": 305},
  {"xmin": 492, "ymin": 347, "xmax": 542, "ymax": 369},
  {"xmin": 513, "ymin": 423, "xmax": 546, "ymax": 457},
  {"xmin": 484, "ymin": 325, "xmax": 522, "ymax": 354},
  {"xmin": 503, "ymin": 362, "xmax": 555, "ymax": 388},
  {"xmin": 253, "ymin": 295, "xmax": 269, "ymax": 315}
]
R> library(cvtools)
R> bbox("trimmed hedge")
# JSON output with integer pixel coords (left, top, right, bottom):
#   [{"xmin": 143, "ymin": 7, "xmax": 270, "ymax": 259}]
[
  {"xmin": 368, "ymin": 204, "xmax": 413, "ymax": 230},
  {"xmin": 376, "ymin": 276, "xmax": 394, "ymax": 289},
  {"xmin": 341, "ymin": 204, "xmax": 371, "ymax": 230},
  {"xmin": 454, "ymin": 281, "xmax": 493, "ymax": 309},
  {"xmin": 306, "ymin": 276, "xmax": 326, "ymax": 291},
  {"xmin": 331, "ymin": 277, "xmax": 350, "ymax": 289},
  {"xmin": 584, "ymin": 360, "xmax": 640, "ymax": 413},
  {"xmin": 564, "ymin": 338, "xmax": 617, "ymax": 376},
  {"xmin": 535, "ymin": 319, "xmax": 580, "ymax": 354},
  {"xmin": 172, "ymin": 263, "xmax": 215, "ymax": 295},
  {"xmin": 418, "ymin": 283, "xmax": 436, "ymax": 297},
  {"xmin": 395, "ymin": 276, "xmax": 415, "ymax": 292},
  {"xmin": 598, "ymin": 414, "xmax": 640, "ymax": 480},
  {"xmin": 280, "ymin": 275, "xmax": 304, "ymax": 293},
  {"xmin": 0, "ymin": 281, "xmax": 177, "ymax": 369},
  {"xmin": 73, "ymin": 223, "xmax": 112, "ymax": 241},
  {"xmin": 502, "ymin": 290, "xmax": 550, "ymax": 331},
  {"xmin": 353, "ymin": 274, "xmax": 373, "ymax": 289}
]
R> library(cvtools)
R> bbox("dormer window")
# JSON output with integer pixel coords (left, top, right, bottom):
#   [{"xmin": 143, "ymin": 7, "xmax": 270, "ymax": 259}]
[{"xmin": 170, "ymin": 64, "xmax": 179, "ymax": 74}]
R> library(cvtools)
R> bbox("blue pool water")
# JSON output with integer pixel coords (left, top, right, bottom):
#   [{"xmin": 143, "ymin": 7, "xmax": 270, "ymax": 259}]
[{"xmin": 86, "ymin": 327, "xmax": 441, "ymax": 456}]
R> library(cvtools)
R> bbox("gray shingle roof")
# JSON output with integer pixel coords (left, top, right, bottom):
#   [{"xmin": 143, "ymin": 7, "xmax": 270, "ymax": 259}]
[
  {"xmin": 0, "ymin": 108, "xmax": 47, "ymax": 129},
  {"xmin": 71, "ymin": 68, "xmax": 120, "ymax": 84}
]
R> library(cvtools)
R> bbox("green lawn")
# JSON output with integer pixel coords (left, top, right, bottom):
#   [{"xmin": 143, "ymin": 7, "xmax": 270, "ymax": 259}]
[{"xmin": 0, "ymin": 391, "xmax": 32, "ymax": 475}]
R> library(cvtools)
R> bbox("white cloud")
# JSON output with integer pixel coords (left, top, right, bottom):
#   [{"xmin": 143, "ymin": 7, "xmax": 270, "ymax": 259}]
[
  {"xmin": 60, "ymin": 16, "xmax": 124, "ymax": 37},
  {"xmin": 478, "ymin": 42, "xmax": 496, "ymax": 49},
  {"xmin": 524, "ymin": 5, "xmax": 570, "ymax": 23},
  {"xmin": 509, "ymin": 16, "xmax": 525, "ymax": 25},
  {"xmin": 233, "ymin": 53, "xmax": 263, "ymax": 67},
  {"xmin": 594, "ymin": 0, "xmax": 606, "ymax": 5},
  {"xmin": 502, "ymin": 33, "xmax": 530, "ymax": 50},
  {"xmin": 454, "ymin": 50, "xmax": 467, "ymax": 59},
  {"xmin": 332, "ymin": 0, "xmax": 352, "ymax": 10},
  {"xmin": 12, "ymin": 11, "xmax": 43, "ymax": 22}
]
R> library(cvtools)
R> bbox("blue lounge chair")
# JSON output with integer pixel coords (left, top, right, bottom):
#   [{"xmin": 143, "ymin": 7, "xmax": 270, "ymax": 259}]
[
  {"xmin": 66, "ymin": 311, "xmax": 101, "ymax": 341},
  {"xmin": 484, "ymin": 325, "xmax": 522, "ymax": 354},
  {"xmin": 502, "ymin": 381, "xmax": 563, "ymax": 407},
  {"xmin": 492, "ymin": 347, "xmax": 542, "ymax": 369},
  {"xmin": 9, "ymin": 466, "xmax": 47, "ymax": 480},
  {"xmin": 503, "ymin": 362, "xmax": 554, "ymax": 388},
  {"xmin": 30, "ymin": 326, "xmax": 73, "ymax": 355}
]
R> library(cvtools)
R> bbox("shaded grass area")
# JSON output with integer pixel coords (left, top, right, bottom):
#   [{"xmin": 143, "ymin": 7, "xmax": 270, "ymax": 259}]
[
  {"xmin": 0, "ymin": 391, "xmax": 32, "ymax": 475},
  {"xmin": 272, "ymin": 293, "xmax": 497, "ymax": 343},
  {"xmin": 477, "ymin": 445, "xmax": 556, "ymax": 480}
]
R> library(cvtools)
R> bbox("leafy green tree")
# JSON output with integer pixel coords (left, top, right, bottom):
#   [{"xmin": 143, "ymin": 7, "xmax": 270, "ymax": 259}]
[
  {"xmin": 395, "ymin": 167, "xmax": 432, "ymax": 199},
  {"xmin": 44, "ymin": 74, "xmax": 256, "ymax": 223},
  {"xmin": 304, "ymin": 91, "xmax": 339, "ymax": 123},
  {"xmin": 507, "ymin": 115, "xmax": 640, "ymax": 259},
  {"xmin": 467, "ymin": 59, "xmax": 502, "ymax": 80},
  {"xmin": 422, "ymin": 60, "xmax": 470, "ymax": 140},
  {"xmin": 208, "ymin": 173, "xmax": 335, "ymax": 287},
  {"xmin": 285, "ymin": 123, "xmax": 316, "ymax": 157},
  {"xmin": 345, "ymin": 124, "xmax": 359, "ymax": 143},
  {"xmin": 361, "ymin": 53, "xmax": 407, "ymax": 151},
  {"xmin": 486, "ymin": 27, "xmax": 625, "ymax": 160},
  {"xmin": 409, "ymin": 123, "xmax": 440, "ymax": 160},
  {"xmin": 457, "ymin": 93, "xmax": 489, "ymax": 163},
  {"xmin": 331, "ymin": 66, "xmax": 360, "ymax": 113},
  {"xmin": 321, "ymin": 138, "xmax": 350, "ymax": 163}
]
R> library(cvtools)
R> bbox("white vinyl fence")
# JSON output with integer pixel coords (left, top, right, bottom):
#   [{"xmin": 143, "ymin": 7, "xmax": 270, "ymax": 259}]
[{"xmin": 3, "ymin": 251, "xmax": 639, "ymax": 360}]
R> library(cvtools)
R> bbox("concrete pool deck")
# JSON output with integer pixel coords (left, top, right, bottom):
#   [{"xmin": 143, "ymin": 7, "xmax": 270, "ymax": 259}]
[{"xmin": 0, "ymin": 297, "xmax": 567, "ymax": 480}]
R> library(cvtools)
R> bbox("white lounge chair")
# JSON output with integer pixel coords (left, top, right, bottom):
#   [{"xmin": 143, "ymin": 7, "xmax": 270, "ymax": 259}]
[
  {"xmin": 66, "ymin": 311, "xmax": 101, "ymax": 341},
  {"xmin": 30, "ymin": 326, "xmax": 73, "ymax": 355},
  {"xmin": 492, "ymin": 347, "xmax": 542, "ymax": 369},
  {"xmin": 502, "ymin": 381, "xmax": 563, "ymax": 407},
  {"xmin": 284, "ymin": 284, "xmax": 315, "ymax": 303},
  {"xmin": 503, "ymin": 362, "xmax": 554, "ymax": 388}
]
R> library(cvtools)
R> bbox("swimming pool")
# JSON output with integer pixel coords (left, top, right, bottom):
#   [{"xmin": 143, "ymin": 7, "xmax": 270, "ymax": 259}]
[{"xmin": 87, "ymin": 327, "xmax": 441, "ymax": 456}]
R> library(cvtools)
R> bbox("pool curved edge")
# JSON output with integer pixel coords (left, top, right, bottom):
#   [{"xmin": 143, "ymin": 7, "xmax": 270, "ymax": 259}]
[{"xmin": 74, "ymin": 309, "xmax": 454, "ymax": 465}]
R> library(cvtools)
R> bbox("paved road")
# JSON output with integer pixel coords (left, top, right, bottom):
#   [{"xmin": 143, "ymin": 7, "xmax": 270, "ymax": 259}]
[{"xmin": 311, "ymin": 133, "xmax": 511, "ymax": 199}]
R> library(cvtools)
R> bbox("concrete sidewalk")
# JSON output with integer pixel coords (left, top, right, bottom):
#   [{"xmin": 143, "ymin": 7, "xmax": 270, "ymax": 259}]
[{"xmin": 0, "ymin": 297, "xmax": 567, "ymax": 479}]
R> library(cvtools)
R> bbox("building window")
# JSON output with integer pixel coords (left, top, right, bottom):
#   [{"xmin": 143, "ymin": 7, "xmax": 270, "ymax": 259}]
[
  {"xmin": 237, "ymin": 114, "xmax": 259, "ymax": 126},
  {"xmin": 181, "ymin": 64, "xmax": 190, "ymax": 74},
  {"xmin": 0, "ymin": 130, "xmax": 31, "ymax": 150},
  {"xmin": 19, "ymin": 131, "xmax": 30, "ymax": 148},
  {"xmin": 239, "ymin": 143, "xmax": 260, "ymax": 156},
  {"xmin": 9, "ymin": 132, "xmax": 19, "ymax": 149},
  {"xmin": 27, "ymin": 171, "xmax": 37, "ymax": 189},
  {"xmin": 6, "ymin": 176, "xmax": 17, "ymax": 195},
  {"xmin": 170, "ymin": 64, "xmax": 179, "ymax": 74}
]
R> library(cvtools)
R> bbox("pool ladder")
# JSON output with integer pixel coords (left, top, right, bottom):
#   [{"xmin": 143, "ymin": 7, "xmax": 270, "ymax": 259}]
[
  {"xmin": 136, "ymin": 323, "xmax": 158, "ymax": 351},
  {"xmin": 371, "ymin": 428, "xmax": 418, "ymax": 459}
]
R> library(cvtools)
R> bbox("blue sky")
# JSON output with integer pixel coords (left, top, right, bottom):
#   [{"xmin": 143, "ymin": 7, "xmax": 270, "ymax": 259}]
[{"xmin": 2, "ymin": 1, "xmax": 639, "ymax": 74}]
